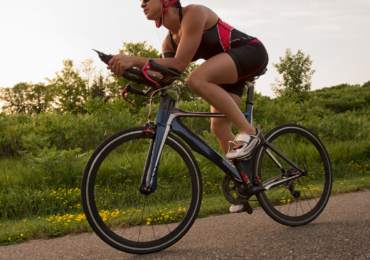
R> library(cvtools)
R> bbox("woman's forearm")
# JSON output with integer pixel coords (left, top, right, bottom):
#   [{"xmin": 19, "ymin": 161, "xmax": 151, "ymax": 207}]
[{"xmin": 131, "ymin": 56, "xmax": 188, "ymax": 74}]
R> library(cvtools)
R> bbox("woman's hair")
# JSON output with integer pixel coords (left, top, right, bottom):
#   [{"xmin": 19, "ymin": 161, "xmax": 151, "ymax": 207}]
[{"xmin": 173, "ymin": 0, "xmax": 181, "ymax": 8}]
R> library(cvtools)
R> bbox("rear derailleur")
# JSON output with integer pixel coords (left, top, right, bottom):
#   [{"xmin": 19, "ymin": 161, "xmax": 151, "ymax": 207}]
[{"xmin": 284, "ymin": 167, "xmax": 301, "ymax": 199}]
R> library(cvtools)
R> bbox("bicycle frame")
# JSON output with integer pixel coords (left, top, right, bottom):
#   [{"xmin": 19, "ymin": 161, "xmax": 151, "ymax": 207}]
[{"xmin": 140, "ymin": 84, "xmax": 305, "ymax": 196}]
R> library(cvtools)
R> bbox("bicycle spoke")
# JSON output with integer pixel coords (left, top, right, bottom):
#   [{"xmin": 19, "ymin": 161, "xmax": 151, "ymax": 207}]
[
  {"xmin": 137, "ymin": 200, "xmax": 146, "ymax": 242},
  {"xmin": 152, "ymin": 197, "xmax": 172, "ymax": 234}
]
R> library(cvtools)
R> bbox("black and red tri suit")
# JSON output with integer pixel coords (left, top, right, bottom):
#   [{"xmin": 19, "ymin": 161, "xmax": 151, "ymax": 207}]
[{"xmin": 166, "ymin": 7, "xmax": 269, "ymax": 97}]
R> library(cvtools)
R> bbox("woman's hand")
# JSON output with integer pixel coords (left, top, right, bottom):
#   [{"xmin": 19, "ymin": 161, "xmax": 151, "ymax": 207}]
[{"xmin": 107, "ymin": 54, "xmax": 134, "ymax": 77}]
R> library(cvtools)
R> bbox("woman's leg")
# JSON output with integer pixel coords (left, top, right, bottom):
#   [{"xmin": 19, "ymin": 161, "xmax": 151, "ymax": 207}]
[
  {"xmin": 210, "ymin": 93, "xmax": 241, "ymax": 155},
  {"xmin": 187, "ymin": 53, "xmax": 256, "ymax": 135},
  {"xmin": 211, "ymin": 93, "xmax": 247, "ymax": 213}
]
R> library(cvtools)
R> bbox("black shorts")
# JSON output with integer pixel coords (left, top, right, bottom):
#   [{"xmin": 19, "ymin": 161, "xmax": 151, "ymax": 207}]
[{"xmin": 219, "ymin": 41, "xmax": 269, "ymax": 97}]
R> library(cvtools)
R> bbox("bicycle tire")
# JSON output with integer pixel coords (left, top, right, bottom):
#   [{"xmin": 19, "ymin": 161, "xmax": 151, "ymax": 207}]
[
  {"xmin": 255, "ymin": 124, "xmax": 332, "ymax": 226},
  {"xmin": 81, "ymin": 127, "xmax": 202, "ymax": 254}
]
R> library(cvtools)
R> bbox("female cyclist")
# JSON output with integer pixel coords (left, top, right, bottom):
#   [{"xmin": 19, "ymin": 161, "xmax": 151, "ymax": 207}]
[{"xmin": 108, "ymin": 0, "xmax": 269, "ymax": 213}]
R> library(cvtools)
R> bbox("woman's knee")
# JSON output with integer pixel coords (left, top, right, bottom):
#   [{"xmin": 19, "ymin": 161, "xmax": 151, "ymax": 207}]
[
  {"xmin": 187, "ymin": 72, "xmax": 199, "ymax": 91},
  {"xmin": 187, "ymin": 71, "xmax": 208, "ymax": 94}
]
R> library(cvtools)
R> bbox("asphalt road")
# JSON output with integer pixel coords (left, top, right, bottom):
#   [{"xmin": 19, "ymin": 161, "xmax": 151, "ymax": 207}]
[{"xmin": 1, "ymin": 190, "xmax": 370, "ymax": 260}]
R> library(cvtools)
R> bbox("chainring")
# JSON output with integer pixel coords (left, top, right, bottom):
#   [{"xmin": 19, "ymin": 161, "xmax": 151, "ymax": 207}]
[{"xmin": 221, "ymin": 175, "xmax": 250, "ymax": 205}]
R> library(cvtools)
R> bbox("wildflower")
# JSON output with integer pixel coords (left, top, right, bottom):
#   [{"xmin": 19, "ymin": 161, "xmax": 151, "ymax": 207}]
[
  {"xmin": 21, "ymin": 234, "xmax": 23, "ymax": 237},
  {"xmin": 22, "ymin": 219, "xmax": 27, "ymax": 222}
]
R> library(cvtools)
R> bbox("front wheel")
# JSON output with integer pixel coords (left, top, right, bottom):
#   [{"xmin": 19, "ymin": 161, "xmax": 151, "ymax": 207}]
[
  {"xmin": 81, "ymin": 127, "xmax": 202, "ymax": 254},
  {"xmin": 255, "ymin": 124, "xmax": 332, "ymax": 226}
]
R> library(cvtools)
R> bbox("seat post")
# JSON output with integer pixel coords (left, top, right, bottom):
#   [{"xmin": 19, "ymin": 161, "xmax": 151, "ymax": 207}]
[{"xmin": 245, "ymin": 81, "xmax": 255, "ymax": 126}]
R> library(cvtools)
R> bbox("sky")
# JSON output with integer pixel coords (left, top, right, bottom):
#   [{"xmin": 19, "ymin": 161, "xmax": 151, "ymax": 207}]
[{"xmin": 1, "ymin": 0, "xmax": 370, "ymax": 97}]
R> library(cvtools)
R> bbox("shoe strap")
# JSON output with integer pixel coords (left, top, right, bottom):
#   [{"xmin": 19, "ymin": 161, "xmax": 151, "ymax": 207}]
[
  {"xmin": 227, "ymin": 140, "xmax": 238, "ymax": 153},
  {"xmin": 235, "ymin": 133, "xmax": 251, "ymax": 143}
]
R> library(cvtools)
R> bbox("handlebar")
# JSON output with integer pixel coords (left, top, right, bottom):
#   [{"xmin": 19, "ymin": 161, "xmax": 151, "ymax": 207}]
[{"xmin": 93, "ymin": 49, "xmax": 181, "ymax": 94}]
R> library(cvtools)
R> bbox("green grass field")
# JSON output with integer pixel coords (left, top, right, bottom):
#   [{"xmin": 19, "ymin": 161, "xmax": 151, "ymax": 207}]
[{"xmin": 1, "ymin": 139, "xmax": 369, "ymax": 245}]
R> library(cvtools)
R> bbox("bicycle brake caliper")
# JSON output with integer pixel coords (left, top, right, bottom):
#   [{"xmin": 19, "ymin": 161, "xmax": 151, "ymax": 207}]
[{"xmin": 143, "ymin": 121, "xmax": 156, "ymax": 135}]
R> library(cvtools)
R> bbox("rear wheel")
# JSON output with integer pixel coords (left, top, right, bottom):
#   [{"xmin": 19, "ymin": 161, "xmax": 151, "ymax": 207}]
[
  {"xmin": 255, "ymin": 124, "xmax": 332, "ymax": 226},
  {"xmin": 81, "ymin": 127, "xmax": 202, "ymax": 254}
]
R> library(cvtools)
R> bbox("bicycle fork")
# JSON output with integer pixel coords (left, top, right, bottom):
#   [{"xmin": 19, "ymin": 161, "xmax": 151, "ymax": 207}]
[{"xmin": 140, "ymin": 92, "xmax": 176, "ymax": 194}]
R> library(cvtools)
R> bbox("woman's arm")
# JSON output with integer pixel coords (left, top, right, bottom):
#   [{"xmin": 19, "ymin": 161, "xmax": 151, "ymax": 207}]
[{"xmin": 108, "ymin": 5, "xmax": 208, "ymax": 76}]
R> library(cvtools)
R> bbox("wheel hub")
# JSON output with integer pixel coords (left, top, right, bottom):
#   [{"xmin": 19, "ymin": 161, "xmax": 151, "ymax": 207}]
[{"xmin": 140, "ymin": 184, "xmax": 153, "ymax": 195}]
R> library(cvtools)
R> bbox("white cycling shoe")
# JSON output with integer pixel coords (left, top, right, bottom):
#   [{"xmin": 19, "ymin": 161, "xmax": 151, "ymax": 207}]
[
  {"xmin": 229, "ymin": 204, "xmax": 245, "ymax": 213},
  {"xmin": 226, "ymin": 129, "xmax": 262, "ymax": 160}
]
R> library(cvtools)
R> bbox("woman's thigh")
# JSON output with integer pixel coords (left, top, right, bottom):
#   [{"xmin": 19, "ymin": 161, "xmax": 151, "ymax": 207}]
[{"xmin": 189, "ymin": 53, "xmax": 239, "ymax": 85}]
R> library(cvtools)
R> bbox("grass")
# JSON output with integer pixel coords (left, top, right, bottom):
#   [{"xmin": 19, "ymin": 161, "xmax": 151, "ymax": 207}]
[
  {"xmin": 1, "ymin": 136, "xmax": 369, "ymax": 246},
  {"xmin": 1, "ymin": 174, "xmax": 369, "ymax": 246}
]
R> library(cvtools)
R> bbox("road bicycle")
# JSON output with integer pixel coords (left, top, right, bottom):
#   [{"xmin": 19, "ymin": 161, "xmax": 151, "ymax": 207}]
[{"xmin": 81, "ymin": 51, "xmax": 332, "ymax": 254}]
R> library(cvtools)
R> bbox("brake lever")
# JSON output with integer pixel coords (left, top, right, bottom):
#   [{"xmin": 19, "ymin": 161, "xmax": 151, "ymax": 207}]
[{"xmin": 121, "ymin": 86, "xmax": 135, "ymax": 107}]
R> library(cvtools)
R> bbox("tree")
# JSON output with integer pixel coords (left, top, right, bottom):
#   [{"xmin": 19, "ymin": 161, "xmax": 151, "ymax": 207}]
[
  {"xmin": 272, "ymin": 49, "xmax": 315, "ymax": 97},
  {"xmin": 90, "ymin": 74, "xmax": 111, "ymax": 102},
  {"xmin": 0, "ymin": 82, "xmax": 53, "ymax": 115},
  {"xmin": 47, "ymin": 60, "xmax": 88, "ymax": 114}
]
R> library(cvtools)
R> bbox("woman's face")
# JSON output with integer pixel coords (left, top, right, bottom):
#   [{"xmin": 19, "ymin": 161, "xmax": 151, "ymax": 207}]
[{"xmin": 141, "ymin": 0, "xmax": 162, "ymax": 21}]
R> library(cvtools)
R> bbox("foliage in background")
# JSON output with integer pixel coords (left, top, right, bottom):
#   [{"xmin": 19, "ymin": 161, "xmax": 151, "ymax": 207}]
[
  {"xmin": 0, "ymin": 41, "xmax": 198, "ymax": 116},
  {"xmin": 0, "ymin": 82, "xmax": 54, "ymax": 115},
  {"xmin": 272, "ymin": 49, "xmax": 315, "ymax": 97}
]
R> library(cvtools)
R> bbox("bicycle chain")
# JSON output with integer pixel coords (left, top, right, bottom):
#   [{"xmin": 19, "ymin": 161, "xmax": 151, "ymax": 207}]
[{"xmin": 221, "ymin": 176, "xmax": 250, "ymax": 205}]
